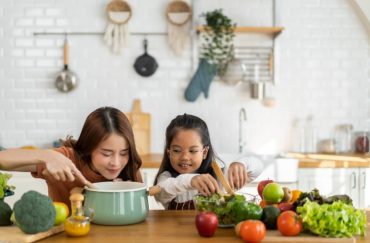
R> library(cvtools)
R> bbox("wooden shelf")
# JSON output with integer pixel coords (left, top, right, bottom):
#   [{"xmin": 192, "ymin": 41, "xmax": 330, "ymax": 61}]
[{"xmin": 196, "ymin": 26, "xmax": 284, "ymax": 38}]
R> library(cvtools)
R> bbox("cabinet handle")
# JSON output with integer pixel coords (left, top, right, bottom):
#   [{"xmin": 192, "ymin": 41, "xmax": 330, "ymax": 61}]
[
  {"xmin": 362, "ymin": 172, "xmax": 366, "ymax": 189},
  {"xmin": 351, "ymin": 172, "xmax": 356, "ymax": 189}
]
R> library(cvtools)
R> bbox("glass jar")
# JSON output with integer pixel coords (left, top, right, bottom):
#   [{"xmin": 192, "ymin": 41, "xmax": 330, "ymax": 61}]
[
  {"xmin": 334, "ymin": 124, "xmax": 353, "ymax": 153},
  {"xmin": 353, "ymin": 131, "xmax": 370, "ymax": 153}
]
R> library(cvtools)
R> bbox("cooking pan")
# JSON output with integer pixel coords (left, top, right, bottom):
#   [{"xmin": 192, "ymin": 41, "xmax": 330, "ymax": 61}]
[
  {"xmin": 82, "ymin": 182, "xmax": 161, "ymax": 225},
  {"xmin": 133, "ymin": 39, "xmax": 158, "ymax": 77},
  {"xmin": 55, "ymin": 37, "xmax": 78, "ymax": 92}
]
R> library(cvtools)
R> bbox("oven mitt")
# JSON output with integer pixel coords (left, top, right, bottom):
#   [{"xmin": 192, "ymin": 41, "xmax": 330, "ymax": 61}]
[{"xmin": 184, "ymin": 59, "xmax": 217, "ymax": 102}]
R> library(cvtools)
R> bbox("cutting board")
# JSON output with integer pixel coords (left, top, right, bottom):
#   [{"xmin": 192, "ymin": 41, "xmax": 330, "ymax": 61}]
[
  {"xmin": 0, "ymin": 224, "xmax": 64, "ymax": 243},
  {"xmin": 263, "ymin": 230, "xmax": 356, "ymax": 243},
  {"xmin": 125, "ymin": 99, "xmax": 151, "ymax": 155}
]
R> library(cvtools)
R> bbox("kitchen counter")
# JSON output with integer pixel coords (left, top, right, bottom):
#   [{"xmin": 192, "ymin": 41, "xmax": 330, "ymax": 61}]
[
  {"xmin": 285, "ymin": 152, "xmax": 370, "ymax": 168},
  {"xmin": 38, "ymin": 210, "xmax": 370, "ymax": 243}
]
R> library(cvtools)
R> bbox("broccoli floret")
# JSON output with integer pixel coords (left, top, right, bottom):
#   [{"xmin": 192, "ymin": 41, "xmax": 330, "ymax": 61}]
[
  {"xmin": 0, "ymin": 200, "xmax": 12, "ymax": 226},
  {"xmin": 13, "ymin": 190, "xmax": 56, "ymax": 234}
]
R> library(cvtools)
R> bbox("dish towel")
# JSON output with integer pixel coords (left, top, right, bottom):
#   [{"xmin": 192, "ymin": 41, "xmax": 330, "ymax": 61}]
[{"xmin": 184, "ymin": 59, "xmax": 217, "ymax": 102}]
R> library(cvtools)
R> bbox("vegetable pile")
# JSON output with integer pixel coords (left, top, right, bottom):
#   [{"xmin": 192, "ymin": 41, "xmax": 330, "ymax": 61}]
[{"xmin": 194, "ymin": 193, "xmax": 262, "ymax": 225}]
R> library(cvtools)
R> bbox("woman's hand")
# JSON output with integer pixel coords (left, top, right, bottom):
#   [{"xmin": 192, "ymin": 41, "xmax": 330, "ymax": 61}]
[
  {"xmin": 191, "ymin": 174, "xmax": 220, "ymax": 196},
  {"xmin": 228, "ymin": 162, "xmax": 249, "ymax": 190},
  {"xmin": 41, "ymin": 150, "xmax": 89, "ymax": 185}
]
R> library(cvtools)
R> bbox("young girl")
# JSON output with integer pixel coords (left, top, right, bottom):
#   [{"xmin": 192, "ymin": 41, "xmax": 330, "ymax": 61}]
[
  {"xmin": 0, "ymin": 107, "xmax": 142, "ymax": 206},
  {"xmin": 154, "ymin": 113, "xmax": 263, "ymax": 210}
]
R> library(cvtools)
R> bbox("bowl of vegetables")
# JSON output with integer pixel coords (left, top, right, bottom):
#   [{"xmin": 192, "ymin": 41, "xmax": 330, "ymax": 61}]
[{"xmin": 193, "ymin": 193, "xmax": 263, "ymax": 227}]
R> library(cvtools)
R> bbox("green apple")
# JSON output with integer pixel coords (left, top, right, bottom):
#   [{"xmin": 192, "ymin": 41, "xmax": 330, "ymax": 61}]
[
  {"xmin": 53, "ymin": 202, "xmax": 69, "ymax": 226},
  {"xmin": 262, "ymin": 183, "xmax": 284, "ymax": 204}
]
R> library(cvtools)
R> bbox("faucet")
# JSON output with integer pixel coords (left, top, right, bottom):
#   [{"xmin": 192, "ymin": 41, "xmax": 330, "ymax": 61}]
[{"xmin": 239, "ymin": 108, "xmax": 247, "ymax": 153}]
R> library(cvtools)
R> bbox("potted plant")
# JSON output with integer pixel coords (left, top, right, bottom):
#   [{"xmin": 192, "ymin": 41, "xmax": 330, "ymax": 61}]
[
  {"xmin": 0, "ymin": 172, "xmax": 15, "ymax": 201},
  {"xmin": 185, "ymin": 9, "xmax": 236, "ymax": 102},
  {"xmin": 200, "ymin": 9, "xmax": 236, "ymax": 76}
]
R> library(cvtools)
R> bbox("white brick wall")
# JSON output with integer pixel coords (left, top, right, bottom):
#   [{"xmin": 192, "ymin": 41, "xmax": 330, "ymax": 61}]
[{"xmin": 0, "ymin": 0, "xmax": 369, "ymax": 155}]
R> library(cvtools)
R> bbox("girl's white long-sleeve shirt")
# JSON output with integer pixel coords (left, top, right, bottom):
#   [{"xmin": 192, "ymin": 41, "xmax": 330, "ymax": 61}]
[{"xmin": 154, "ymin": 154, "xmax": 263, "ymax": 209}]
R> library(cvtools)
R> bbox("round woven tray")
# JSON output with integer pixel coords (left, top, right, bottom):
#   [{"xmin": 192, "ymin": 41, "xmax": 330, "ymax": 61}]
[
  {"xmin": 165, "ymin": 1, "xmax": 192, "ymax": 26},
  {"xmin": 106, "ymin": 0, "xmax": 132, "ymax": 24}
]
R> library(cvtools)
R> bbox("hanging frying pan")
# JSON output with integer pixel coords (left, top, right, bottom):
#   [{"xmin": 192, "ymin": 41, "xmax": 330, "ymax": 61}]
[
  {"xmin": 133, "ymin": 38, "xmax": 158, "ymax": 77},
  {"xmin": 55, "ymin": 37, "xmax": 78, "ymax": 92}
]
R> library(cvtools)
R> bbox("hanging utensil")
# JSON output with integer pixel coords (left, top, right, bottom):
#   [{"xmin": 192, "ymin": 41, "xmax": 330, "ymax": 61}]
[
  {"xmin": 55, "ymin": 36, "xmax": 78, "ymax": 92},
  {"xmin": 133, "ymin": 38, "xmax": 158, "ymax": 77}
]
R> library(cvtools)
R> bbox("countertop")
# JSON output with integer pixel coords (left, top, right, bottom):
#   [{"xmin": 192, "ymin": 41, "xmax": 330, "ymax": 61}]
[
  {"xmin": 38, "ymin": 210, "xmax": 370, "ymax": 243},
  {"xmin": 285, "ymin": 152, "xmax": 370, "ymax": 168}
]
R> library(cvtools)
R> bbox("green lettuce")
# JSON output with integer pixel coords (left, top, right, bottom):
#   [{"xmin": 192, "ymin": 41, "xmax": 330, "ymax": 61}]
[{"xmin": 296, "ymin": 200, "xmax": 367, "ymax": 237}]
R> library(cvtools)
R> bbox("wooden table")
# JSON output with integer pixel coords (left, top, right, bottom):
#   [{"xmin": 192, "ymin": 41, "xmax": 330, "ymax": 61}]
[{"xmin": 39, "ymin": 210, "xmax": 369, "ymax": 243}]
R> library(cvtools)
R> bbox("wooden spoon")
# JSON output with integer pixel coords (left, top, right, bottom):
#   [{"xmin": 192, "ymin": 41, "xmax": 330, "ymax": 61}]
[{"xmin": 211, "ymin": 161, "xmax": 234, "ymax": 195}]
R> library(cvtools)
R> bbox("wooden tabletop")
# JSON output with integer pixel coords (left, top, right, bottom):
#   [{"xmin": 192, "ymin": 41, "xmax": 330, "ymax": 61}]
[{"xmin": 38, "ymin": 210, "xmax": 369, "ymax": 243}]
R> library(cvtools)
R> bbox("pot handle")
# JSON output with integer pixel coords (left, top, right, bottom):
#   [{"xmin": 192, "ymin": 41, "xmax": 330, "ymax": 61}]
[{"xmin": 147, "ymin": 185, "xmax": 161, "ymax": 196}]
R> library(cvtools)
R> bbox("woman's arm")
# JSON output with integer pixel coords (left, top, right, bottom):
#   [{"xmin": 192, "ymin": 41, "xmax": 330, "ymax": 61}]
[{"xmin": 0, "ymin": 148, "xmax": 89, "ymax": 183}]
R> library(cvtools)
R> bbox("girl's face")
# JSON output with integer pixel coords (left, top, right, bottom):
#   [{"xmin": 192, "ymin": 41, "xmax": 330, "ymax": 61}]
[
  {"xmin": 91, "ymin": 133, "xmax": 130, "ymax": 180},
  {"xmin": 167, "ymin": 129, "xmax": 208, "ymax": 174}
]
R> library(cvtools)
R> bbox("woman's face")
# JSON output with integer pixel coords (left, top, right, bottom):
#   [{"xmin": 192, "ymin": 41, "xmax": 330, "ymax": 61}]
[
  {"xmin": 91, "ymin": 133, "xmax": 130, "ymax": 180},
  {"xmin": 167, "ymin": 129, "xmax": 208, "ymax": 174}
]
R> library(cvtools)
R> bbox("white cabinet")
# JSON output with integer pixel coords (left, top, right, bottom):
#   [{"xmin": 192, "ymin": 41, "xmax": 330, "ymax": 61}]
[
  {"xmin": 141, "ymin": 168, "xmax": 164, "ymax": 210},
  {"xmin": 359, "ymin": 168, "xmax": 370, "ymax": 208},
  {"xmin": 298, "ymin": 168, "xmax": 369, "ymax": 208}
]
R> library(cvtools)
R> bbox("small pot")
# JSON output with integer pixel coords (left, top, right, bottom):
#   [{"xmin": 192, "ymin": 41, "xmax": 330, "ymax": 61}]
[{"xmin": 83, "ymin": 181, "xmax": 160, "ymax": 225}]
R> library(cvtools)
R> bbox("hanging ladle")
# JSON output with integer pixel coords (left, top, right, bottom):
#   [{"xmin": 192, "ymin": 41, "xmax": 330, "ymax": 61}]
[{"xmin": 55, "ymin": 35, "xmax": 78, "ymax": 92}]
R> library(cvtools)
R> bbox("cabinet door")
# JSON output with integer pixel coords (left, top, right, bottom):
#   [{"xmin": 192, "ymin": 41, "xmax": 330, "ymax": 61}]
[
  {"xmin": 141, "ymin": 168, "xmax": 164, "ymax": 210},
  {"xmin": 298, "ymin": 168, "xmax": 360, "ymax": 207},
  {"xmin": 359, "ymin": 168, "xmax": 370, "ymax": 209}
]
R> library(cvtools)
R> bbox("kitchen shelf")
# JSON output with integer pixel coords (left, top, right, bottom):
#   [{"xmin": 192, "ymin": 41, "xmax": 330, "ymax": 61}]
[
  {"xmin": 196, "ymin": 26, "xmax": 284, "ymax": 38},
  {"xmin": 284, "ymin": 152, "xmax": 370, "ymax": 168}
]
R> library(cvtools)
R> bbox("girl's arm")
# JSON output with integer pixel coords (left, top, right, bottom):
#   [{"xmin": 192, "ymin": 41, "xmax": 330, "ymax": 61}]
[
  {"xmin": 226, "ymin": 155, "xmax": 263, "ymax": 189},
  {"xmin": 154, "ymin": 171, "xmax": 219, "ymax": 206},
  {"xmin": 154, "ymin": 171, "xmax": 196, "ymax": 206},
  {"xmin": 0, "ymin": 148, "xmax": 89, "ymax": 183}
]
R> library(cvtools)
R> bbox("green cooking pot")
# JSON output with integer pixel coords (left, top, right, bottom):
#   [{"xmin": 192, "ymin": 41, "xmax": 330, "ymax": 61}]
[{"xmin": 84, "ymin": 181, "xmax": 160, "ymax": 225}]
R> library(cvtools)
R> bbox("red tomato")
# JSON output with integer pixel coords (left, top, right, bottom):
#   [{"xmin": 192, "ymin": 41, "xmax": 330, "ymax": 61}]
[
  {"xmin": 239, "ymin": 220, "xmax": 266, "ymax": 243},
  {"xmin": 277, "ymin": 210, "xmax": 303, "ymax": 236}
]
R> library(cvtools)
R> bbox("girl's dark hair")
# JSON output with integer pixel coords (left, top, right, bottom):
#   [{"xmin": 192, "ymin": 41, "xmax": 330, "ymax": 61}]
[
  {"xmin": 62, "ymin": 107, "xmax": 142, "ymax": 181},
  {"xmin": 154, "ymin": 114, "xmax": 219, "ymax": 184}
]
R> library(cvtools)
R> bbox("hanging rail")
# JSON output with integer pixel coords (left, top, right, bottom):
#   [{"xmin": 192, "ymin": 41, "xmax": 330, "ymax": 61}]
[{"xmin": 33, "ymin": 31, "xmax": 167, "ymax": 36}]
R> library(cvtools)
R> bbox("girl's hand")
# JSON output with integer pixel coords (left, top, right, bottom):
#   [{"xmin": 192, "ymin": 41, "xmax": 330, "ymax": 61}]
[
  {"xmin": 191, "ymin": 174, "xmax": 220, "ymax": 196},
  {"xmin": 228, "ymin": 162, "xmax": 249, "ymax": 190},
  {"xmin": 41, "ymin": 150, "xmax": 89, "ymax": 184}
]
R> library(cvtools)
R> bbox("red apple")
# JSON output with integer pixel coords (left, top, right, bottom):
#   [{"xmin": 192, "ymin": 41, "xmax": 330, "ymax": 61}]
[
  {"xmin": 195, "ymin": 212, "xmax": 218, "ymax": 237},
  {"xmin": 278, "ymin": 202, "xmax": 294, "ymax": 212},
  {"xmin": 257, "ymin": 179, "xmax": 273, "ymax": 198}
]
